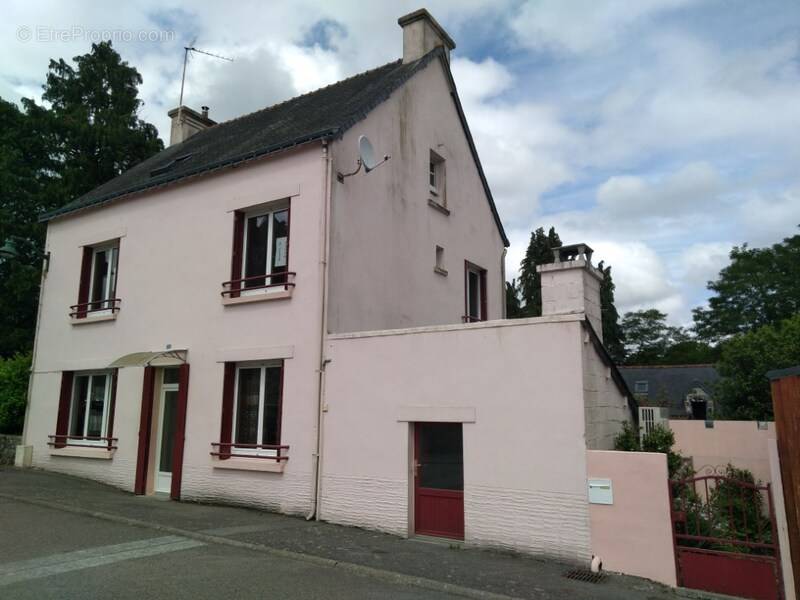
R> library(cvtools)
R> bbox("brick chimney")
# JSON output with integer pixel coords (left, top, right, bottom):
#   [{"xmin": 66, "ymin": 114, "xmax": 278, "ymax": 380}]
[
  {"xmin": 167, "ymin": 105, "xmax": 216, "ymax": 146},
  {"xmin": 536, "ymin": 243, "xmax": 604, "ymax": 340},
  {"xmin": 398, "ymin": 8, "xmax": 456, "ymax": 64}
]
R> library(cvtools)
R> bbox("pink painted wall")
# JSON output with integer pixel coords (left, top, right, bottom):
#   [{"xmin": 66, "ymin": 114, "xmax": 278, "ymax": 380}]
[
  {"xmin": 670, "ymin": 420, "xmax": 775, "ymax": 483},
  {"xmin": 321, "ymin": 314, "xmax": 620, "ymax": 561},
  {"xmin": 327, "ymin": 56, "xmax": 507, "ymax": 333},
  {"xmin": 24, "ymin": 145, "xmax": 327, "ymax": 512},
  {"xmin": 587, "ymin": 450, "xmax": 677, "ymax": 586}
]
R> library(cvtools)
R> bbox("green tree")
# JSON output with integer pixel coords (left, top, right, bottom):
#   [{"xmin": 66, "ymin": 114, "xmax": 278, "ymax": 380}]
[
  {"xmin": 693, "ymin": 230, "xmax": 800, "ymax": 342},
  {"xmin": 597, "ymin": 261, "xmax": 625, "ymax": 363},
  {"xmin": 0, "ymin": 99, "xmax": 54, "ymax": 356},
  {"xmin": 21, "ymin": 41, "xmax": 163, "ymax": 206},
  {"xmin": 505, "ymin": 278, "xmax": 523, "ymax": 318},
  {"xmin": 0, "ymin": 352, "xmax": 31, "ymax": 434},
  {"xmin": 716, "ymin": 314, "xmax": 800, "ymax": 420},
  {"xmin": 518, "ymin": 226, "xmax": 561, "ymax": 317},
  {"xmin": 620, "ymin": 309, "xmax": 673, "ymax": 364},
  {"xmin": 0, "ymin": 41, "xmax": 162, "ymax": 358}
]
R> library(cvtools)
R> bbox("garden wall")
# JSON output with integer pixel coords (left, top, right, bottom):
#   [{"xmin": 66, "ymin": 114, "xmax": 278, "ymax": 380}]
[{"xmin": 0, "ymin": 434, "xmax": 21, "ymax": 465}]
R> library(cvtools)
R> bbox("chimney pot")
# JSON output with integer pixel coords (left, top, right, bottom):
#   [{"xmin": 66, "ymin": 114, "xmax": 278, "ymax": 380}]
[
  {"xmin": 201, "ymin": 105, "xmax": 209, "ymax": 119},
  {"xmin": 398, "ymin": 9, "xmax": 456, "ymax": 64}
]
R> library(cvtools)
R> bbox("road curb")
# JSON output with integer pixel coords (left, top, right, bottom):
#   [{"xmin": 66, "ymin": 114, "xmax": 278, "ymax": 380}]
[{"xmin": 0, "ymin": 492, "xmax": 522, "ymax": 600}]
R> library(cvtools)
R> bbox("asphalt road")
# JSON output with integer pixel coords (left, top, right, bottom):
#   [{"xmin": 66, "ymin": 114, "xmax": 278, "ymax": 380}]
[{"xmin": 0, "ymin": 497, "xmax": 463, "ymax": 600}]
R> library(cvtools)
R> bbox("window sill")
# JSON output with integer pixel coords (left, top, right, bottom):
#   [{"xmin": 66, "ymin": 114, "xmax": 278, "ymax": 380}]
[
  {"xmin": 211, "ymin": 457, "xmax": 285, "ymax": 473},
  {"xmin": 222, "ymin": 289, "xmax": 293, "ymax": 306},
  {"xmin": 434, "ymin": 266, "xmax": 448, "ymax": 277},
  {"xmin": 71, "ymin": 313, "xmax": 118, "ymax": 325},
  {"xmin": 49, "ymin": 446, "xmax": 115, "ymax": 460},
  {"xmin": 428, "ymin": 198, "xmax": 450, "ymax": 216}
]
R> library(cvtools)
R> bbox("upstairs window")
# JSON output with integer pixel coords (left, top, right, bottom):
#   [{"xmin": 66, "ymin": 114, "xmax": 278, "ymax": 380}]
[
  {"xmin": 227, "ymin": 201, "xmax": 291, "ymax": 298},
  {"xmin": 634, "ymin": 381, "xmax": 649, "ymax": 395},
  {"xmin": 73, "ymin": 241, "xmax": 120, "ymax": 318},
  {"xmin": 464, "ymin": 261, "xmax": 487, "ymax": 323},
  {"xmin": 429, "ymin": 150, "xmax": 446, "ymax": 203}
]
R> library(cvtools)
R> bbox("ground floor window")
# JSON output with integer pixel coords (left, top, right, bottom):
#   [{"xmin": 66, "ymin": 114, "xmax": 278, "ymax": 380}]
[
  {"xmin": 68, "ymin": 371, "xmax": 113, "ymax": 443},
  {"xmin": 230, "ymin": 362, "xmax": 283, "ymax": 455}
]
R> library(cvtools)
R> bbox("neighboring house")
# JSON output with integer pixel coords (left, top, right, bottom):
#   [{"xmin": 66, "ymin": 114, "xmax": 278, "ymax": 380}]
[
  {"xmin": 619, "ymin": 365, "xmax": 719, "ymax": 420},
  {"xmin": 19, "ymin": 10, "xmax": 633, "ymax": 562}
]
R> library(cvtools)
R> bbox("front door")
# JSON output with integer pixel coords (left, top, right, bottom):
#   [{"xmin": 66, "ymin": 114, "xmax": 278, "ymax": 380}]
[
  {"xmin": 414, "ymin": 422, "xmax": 464, "ymax": 540},
  {"xmin": 154, "ymin": 368, "xmax": 179, "ymax": 494}
]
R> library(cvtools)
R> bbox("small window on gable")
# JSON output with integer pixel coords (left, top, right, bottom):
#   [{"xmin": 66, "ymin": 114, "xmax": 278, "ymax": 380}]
[
  {"xmin": 73, "ymin": 240, "xmax": 120, "ymax": 319},
  {"xmin": 464, "ymin": 261, "xmax": 487, "ymax": 323},
  {"xmin": 634, "ymin": 381, "xmax": 649, "ymax": 394},
  {"xmin": 434, "ymin": 245, "xmax": 447, "ymax": 276},
  {"xmin": 429, "ymin": 149, "xmax": 445, "ymax": 204}
]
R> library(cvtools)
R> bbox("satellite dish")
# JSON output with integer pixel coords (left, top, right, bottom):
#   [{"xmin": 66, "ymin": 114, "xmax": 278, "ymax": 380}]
[
  {"xmin": 359, "ymin": 135, "xmax": 378, "ymax": 172},
  {"xmin": 336, "ymin": 134, "xmax": 391, "ymax": 182}
]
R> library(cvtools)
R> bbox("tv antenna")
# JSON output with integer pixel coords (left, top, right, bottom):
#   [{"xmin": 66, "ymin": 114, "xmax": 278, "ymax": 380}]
[
  {"xmin": 337, "ymin": 135, "xmax": 391, "ymax": 183},
  {"xmin": 178, "ymin": 40, "xmax": 234, "ymax": 107}
]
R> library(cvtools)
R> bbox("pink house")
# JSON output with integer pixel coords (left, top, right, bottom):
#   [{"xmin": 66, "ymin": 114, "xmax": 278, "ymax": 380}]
[{"xmin": 19, "ymin": 9, "xmax": 634, "ymax": 562}]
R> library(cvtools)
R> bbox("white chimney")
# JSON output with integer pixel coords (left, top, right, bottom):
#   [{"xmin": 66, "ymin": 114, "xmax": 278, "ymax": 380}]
[
  {"xmin": 167, "ymin": 105, "xmax": 216, "ymax": 146},
  {"xmin": 398, "ymin": 9, "xmax": 456, "ymax": 64},
  {"xmin": 537, "ymin": 243, "xmax": 604, "ymax": 340}
]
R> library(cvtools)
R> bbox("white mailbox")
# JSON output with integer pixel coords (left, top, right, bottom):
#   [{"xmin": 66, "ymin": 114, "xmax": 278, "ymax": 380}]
[{"xmin": 588, "ymin": 478, "xmax": 613, "ymax": 505}]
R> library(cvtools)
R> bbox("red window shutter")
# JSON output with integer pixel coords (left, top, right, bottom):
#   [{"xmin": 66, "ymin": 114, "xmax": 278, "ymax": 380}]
[
  {"xmin": 170, "ymin": 363, "xmax": 190, "ymax": 501},
  {"xmin": 55, "ymin": 371, "xmax": 74, "ymax": 448},
  {"xmin": 76, "ymin": 247, "xmax": 93, "ymax": 318},
  {"xmin": 134, "ymin": 366, "xmax": 156, "ymax": 495},
  {"xmin": 219, "ymin": 363, "xmax": 236, "ymax": 459},
  {"xmin": 480, "ymin": 269, "xmax": 488, "ymax": 321},
  {"xmin": 106, "ymin": 369, "xmax": 118, "ymax": 449},
  {"xmin": 230, "ymin": 211, "xmax": 245, "ymax": 298}
]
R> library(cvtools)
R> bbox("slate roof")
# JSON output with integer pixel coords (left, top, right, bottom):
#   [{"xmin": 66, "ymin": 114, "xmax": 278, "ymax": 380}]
[
  {"xmin": 619, "ymin": 364, "xmax": 720, "ymax": 418},
  {"xmin": 40, "ymin": 48, "xmax": 509, "ymax": 245}
]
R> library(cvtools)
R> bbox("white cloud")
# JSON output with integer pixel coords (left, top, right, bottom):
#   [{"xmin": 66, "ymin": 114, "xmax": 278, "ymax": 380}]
[
  {"xmin": 510, "ymin": 0, "xmax": 692, "ymax": 54},
  {"xmin": 596, "ymin": 162, "xmax": 723, "ymax": 218},
  {"xmin": 739, "ymin": 188, "xmax": 800, "ymax": 246},
  {"xmin": 678, "ymin": 242, "xmax": 732, "ymax": 286}
]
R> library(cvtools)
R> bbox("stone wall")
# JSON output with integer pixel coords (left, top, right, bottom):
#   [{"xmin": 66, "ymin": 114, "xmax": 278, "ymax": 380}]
[{"xmin": 0, "ymin": 435, "xmax": 21, "ymax": 465}]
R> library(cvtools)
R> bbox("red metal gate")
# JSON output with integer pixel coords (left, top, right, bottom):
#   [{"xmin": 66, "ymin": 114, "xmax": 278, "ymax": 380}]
[{"xmin": 670, "ymin": 470, "xmax": 783, "ymax": 599}]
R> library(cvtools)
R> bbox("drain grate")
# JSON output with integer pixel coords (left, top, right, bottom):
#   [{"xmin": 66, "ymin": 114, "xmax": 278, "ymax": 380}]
[{"xmin": 562, "ymin": 568, "xmax": 607, "ymax": 584}]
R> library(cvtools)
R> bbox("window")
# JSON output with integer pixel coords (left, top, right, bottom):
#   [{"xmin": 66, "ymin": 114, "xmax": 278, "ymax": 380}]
[
  {"xmin": 231, "ymin": 362, "xmax": 283, "ymax": 455},
  {"xmin": 464, "ymin": 261, "xmax": 487, "ymax": 322},
  {"xmin": 429, "ymin": 150, "xmax": 445, "ymax": 202},
  {"xmin": 434, "ymin": 245, "xmax": 447, "ymax": 276},
  {"xmin": 68, "ymin": 372, "xmax": 113, "ymax": 443},
  {"xmin": 634, "ymin": 381, "xmax": 649, "ymax": 395},
  {"xmin": 227, "ymin": 202, "xmax": 290, "ymax": 298},
  {"xmin": 74, "ymin": 241, "xmax": 119, "ymax": 318}
]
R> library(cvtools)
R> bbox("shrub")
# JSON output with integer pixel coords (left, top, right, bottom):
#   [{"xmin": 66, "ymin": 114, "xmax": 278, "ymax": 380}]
[
  {"xmin": 0, "ymin": 352, "xmax": 31, "ymax": 434},
  {"xmin": 613, "ymin": 422, "xmax": 690, "ymax": 479}
]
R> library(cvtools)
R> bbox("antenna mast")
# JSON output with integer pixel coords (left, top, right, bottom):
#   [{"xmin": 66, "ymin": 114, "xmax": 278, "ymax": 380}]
[{"xmin": 178, "ymin": 44, "xmax": 234, "ymax": 107}]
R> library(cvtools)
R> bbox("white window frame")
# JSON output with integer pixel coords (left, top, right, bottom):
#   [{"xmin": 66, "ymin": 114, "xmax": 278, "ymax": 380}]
[
  {"xmin": 89, "ymin": 242, "xmax": 119, "ymax": 316},
  {"xmin": 465, "ymin": 264, "xmax": 484, "ymax": 321},
  {"xmin": 231, "ymin": 360, "xmax": 283, "ymax": 457},
  {"xmin": 429, "ymin": 150, "xmax": 445, "ymax": 202},
  {"xmin": 241, "ymin": 202, "xmax": 289, "ymax": 297},
  {"xmin": 69, "ymin": 370, "xmax": 112, "ymax": 446}
]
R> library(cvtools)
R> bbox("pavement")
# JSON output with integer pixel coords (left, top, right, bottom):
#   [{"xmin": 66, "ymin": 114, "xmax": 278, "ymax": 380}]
[{"xmin": 0, "ymin": 467, "xmax": 714, "ymax": 599}]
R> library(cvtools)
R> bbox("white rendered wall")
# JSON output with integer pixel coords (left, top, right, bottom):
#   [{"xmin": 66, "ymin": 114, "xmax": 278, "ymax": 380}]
[
  {"xmin": 25, "ymin": 145, "xmax": 326, "ymax": 514},
  {"xmin": 320, "ymin": 315, "xmax": 594, "ymax": 562},
  {"xmin": 327, "ymin": 57, "xmax": 506, "ymax": 334}
]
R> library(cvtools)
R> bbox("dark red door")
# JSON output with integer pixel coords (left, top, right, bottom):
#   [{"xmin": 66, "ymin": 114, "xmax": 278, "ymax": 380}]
[{"xmin": 414, "ymin": 422, "xmax": 464, "ymax": 540}]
